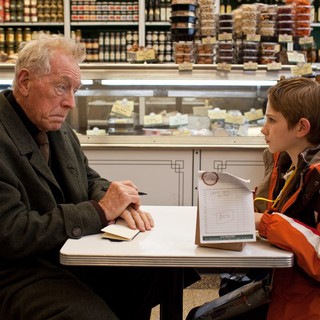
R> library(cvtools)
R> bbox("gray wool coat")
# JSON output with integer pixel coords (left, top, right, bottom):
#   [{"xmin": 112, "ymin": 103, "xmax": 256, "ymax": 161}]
[{"xmin": 0, "ymin": 90, "xmax": 110, "ymax": 286}]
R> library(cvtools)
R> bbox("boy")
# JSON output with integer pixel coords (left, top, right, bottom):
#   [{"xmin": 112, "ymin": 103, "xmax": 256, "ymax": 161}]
[{"xmin": 254, "ymin": 77, "xmax": 320, "ymax": 320}]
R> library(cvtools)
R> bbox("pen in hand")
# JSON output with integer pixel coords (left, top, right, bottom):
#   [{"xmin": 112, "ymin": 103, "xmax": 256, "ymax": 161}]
[{"xmin": 100, "ymin": 187, "xmax": 147, "ymax": 196}]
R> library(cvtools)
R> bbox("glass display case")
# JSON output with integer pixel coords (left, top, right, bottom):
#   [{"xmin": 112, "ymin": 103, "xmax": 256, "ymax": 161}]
[{"xmin": 65, "ymin": 63, "xmax": 295, "ymax": 147}]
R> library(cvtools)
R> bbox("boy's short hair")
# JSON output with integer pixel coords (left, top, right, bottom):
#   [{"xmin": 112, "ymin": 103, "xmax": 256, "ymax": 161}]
[{"xmin": 268, "ymin": 77, "xmax": 320, "ymax": 144}]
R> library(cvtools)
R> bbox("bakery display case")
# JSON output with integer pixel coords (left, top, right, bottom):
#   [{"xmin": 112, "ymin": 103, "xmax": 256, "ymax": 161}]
[{"xmin": 69, "ymin": 63, "xmax": 292, "ymax": 146}]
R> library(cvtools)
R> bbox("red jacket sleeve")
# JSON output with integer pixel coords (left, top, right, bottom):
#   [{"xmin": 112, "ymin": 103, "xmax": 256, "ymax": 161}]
[{"xmin": 258, "ymin": 212, "xmax": 320, "ymax": 281}]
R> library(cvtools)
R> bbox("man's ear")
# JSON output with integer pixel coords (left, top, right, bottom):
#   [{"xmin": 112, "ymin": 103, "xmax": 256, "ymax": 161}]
[
  {"xmin": 296, "ymin": 118, "xmax": 311, "ymax": 137},
  {"xmin": 16, "ymin": 69, "xmax": 30, "ymax": 96}
]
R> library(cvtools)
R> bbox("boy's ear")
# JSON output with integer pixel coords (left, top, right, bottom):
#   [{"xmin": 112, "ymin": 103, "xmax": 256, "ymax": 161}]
[{"xmin": 296, "ymin": 118, "xmax": 311, "ymax": 137}]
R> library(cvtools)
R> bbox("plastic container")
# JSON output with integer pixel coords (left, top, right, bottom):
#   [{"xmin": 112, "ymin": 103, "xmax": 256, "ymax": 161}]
[
  {"xmin": 217, "ymin": 56, "xmax": 234, "ymax": 63},
  {"xmin": 277, "ymin": 28, "xmax": 294, "ymax": 35},
  {"xmin": 277, "ymin": 21, "xmax": 295, "ymax": 29},
  {"xmin": 174, "ymin": 53, "xmax": 195, "ymax": 63},
  {"xmin": 295, "ymin": 27, "xmax": 311, "ymax": 36},
  {"xmin": 200, "ymin": 27, "xmax": 216, "ymax": 36},
  {"xmin": 260, "ymin": 56, "xmax": 277, "ymax": 64},
  {"xmin": 219, "ymin": 27, "xmax": 234, "ymax": 34},
  {"xmin": 243, "ymin": 56, "xmax": 258, "ymax": 63},
  {"xmin": 171, "ymin": 16, "xmax": 197, "ymax": 23},
  {"xmin": 260, "ymin": 12, "xmax": 277, "ymax": 22},
  {"xmin": 277, "ymin": 5, "xmax": 293, "ymax": 14},
  {"xmin": 295, "ymin": 20, "xmax": 311, "ymax": 28},
  {"xmin": 295, "ymin": 13, "xmax": 310, "ymax": 21},
  {"xmin": 171, "ymin": 3, "xmax": 197, "ymax": 12},
  {"xmin": 171, "ymin": 24, "xmax": 197, "ymax": 41},
  {"xmin": 243, "ymin": 41, "xmax": 259, "ymax": 50},
  {"xmin": 260, "ymin": 27, "xmax": 276, "ymax": 36},
  {"xmin": 219, "ymin": 13, "xmax": 233, "ymax": 20},
  {"xmin": 219, "ymin": 20, "xmax": 233, "ymax": 28},
  {"xmin": 295, "ymin": 5, "xmax": 311, "ymax": 14},
  {"xmin": 277, "ymin": 13, "xmax": 294, "ymax": 21},
  {"xmin": 197, "ymin": 54, "xmax": 214, "ymax": 64},
  {"xmin": 261, "ymin": 42, "xmax": 278, "ymax": 50},
  {"xmin": 261, "ymin": 49, "xmax": 276, "ymax": 56},
  {"xmin": 175, "ymin": 42, "xmax": 195, "ymax": 53},
  {"xmin": 259, "ymin": 4, "xmax": 277, "ymax": 14},
  {"xmin": 218, "ymin": 49, "xmax": 234, "ymax": 57},
  {"xmin": 197, "ymin": 43, "xmax": 214, "ymax": 54},
  {"xmin": 200, "ymin": 12, "xmax": 215, "ymax": 20},
  {"xmin": 217, "ymin": 41, "xmax": 233, "ymax": 50},
  {"xmin": 242, "ymin": 27, "xmax": 257, "ymax": 35}
]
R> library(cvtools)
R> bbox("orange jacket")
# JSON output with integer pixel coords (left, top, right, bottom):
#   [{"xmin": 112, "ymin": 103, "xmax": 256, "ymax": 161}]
[{"xmin": 255, "ymin": 149, "xmax": 320, "ymax": 320}]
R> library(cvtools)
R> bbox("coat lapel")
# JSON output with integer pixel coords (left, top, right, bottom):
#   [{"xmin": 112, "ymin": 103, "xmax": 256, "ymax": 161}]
[{"xmin": 0, "ymin": 94, "xmax": 60, "ymax": 189}]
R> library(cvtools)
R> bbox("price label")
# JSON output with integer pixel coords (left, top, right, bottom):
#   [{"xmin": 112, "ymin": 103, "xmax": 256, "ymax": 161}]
[
  {"xmin": 111, "ymin": 99, "xmax": 134, "ymax": 117},
  {"xmin": 208, "ymin": 109, "xmax": 226, "ymax": 120},
  {"xmin": 144, "ymin": 113, "xmax": 163, "ymax": 125},
  {"xmin": 218, "ymin": 33, "xmax": 233, "ymax": 41},
  {"xmin": 243, "ymin": 62, "xmax": 258, "ymax": 71},
  {"xmin": 246, "ymin": 34, "xmax": 261, "ymax": 42},
  {"xmin": 145, "ymin": 49, "xmax": 156, "ymax": 60},
  {"xmin": 267, "ymin": 62, "xmax": 282, "ymax": 71},
  {"xmin": 225, "ymin": 114, "xmax": 245, "ymax": 125},
  {"xmin": 299, "ymin": 36, "xmax": 314, "ymax": 45},
  {"xmin": 135, "ymin": 49, "xmax": 156, "ymax": 61},
  {"xmin": 217, "ymin": 62, "xmax": 232, "ymax": 72},
  {"xmin": 172, "ymin": 0, "xmax": 195, "ymax": 4},
  {"xmin": 278, "ymin": 34, "xmax": 293, "ymax": 43},
  {"xmin": 287, "ymin": 51, "xmax": 305, "ymax": 64},
  {"xmin": 244, "ymin": 109, "xmax": 264, "ymax": 122},
  {"xmin": 291, "ymin": 63, "xmax": 313, "ymax": 77},
  {"xmin": 202, "ymin": 36, "xmax": 216, "ymax": 44},
  {"xmin": 169, "ymin": 113, "xmax": 188, "ymax": 126},
  {"xmin": 179, "ymin": 62, "xmax": 193, "ymax": 71}
]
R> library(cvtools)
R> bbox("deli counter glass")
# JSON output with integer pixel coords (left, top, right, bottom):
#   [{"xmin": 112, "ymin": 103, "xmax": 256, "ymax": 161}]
[
  {"xmin": 68, "ymin": 63, "xmax": 294, "ymax": 147},
  {"xmin": 0, "ymin": 63, "xmax": 295, "ymax": 148}
]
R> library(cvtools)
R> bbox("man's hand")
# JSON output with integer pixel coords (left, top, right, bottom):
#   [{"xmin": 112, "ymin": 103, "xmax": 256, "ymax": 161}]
[
  {"xmin": 99, "ymin": 180, "xmax": 141, "ymax": 221},
  {"xmin": 120, "ymin": 206, "xmax": 154, "ymax": 231}
]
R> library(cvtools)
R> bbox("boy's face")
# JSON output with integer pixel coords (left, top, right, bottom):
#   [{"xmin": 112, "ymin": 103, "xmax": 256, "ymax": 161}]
[{"xmin": 261, "ymin": 101, "xmax": 300, "ymax": 155}]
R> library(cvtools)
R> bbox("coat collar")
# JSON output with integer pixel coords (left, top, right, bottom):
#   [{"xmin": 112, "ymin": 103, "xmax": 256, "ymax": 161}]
[{"xmin": 0, "ymin": 91, "xmax": 76, "ymax": 191}]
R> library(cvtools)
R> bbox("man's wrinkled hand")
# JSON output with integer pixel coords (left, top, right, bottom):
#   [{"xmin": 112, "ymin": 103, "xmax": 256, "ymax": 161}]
[
  {"xmin": 120, "ymin": 206, "xmax": 154, "ymax": 232},
  {"xmin": 99, "ymin": 180, "xmax": 141, "ymax": 221}
]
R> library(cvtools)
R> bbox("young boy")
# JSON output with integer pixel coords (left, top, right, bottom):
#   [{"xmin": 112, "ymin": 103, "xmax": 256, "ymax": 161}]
[{"xmin": 254, "ymin": 77, "xmax": 320, "ymax": 320}]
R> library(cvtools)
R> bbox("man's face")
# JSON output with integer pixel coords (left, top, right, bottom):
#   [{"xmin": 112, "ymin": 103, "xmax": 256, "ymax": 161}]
[{"xmin": 21, "ymin": 52, "xmax": 82, "ymax": 131}]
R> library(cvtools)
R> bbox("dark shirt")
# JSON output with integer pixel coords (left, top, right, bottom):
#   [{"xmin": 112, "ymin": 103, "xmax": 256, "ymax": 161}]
[{"xmin": 6, "ymin": 90, "xmax": 40, "ymax": 143}]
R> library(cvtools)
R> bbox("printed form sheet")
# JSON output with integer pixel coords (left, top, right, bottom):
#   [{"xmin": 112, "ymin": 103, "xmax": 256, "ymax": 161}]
[{"xmin": 198, "ymin": 171, "xmax": 256, "ymax": 244}]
